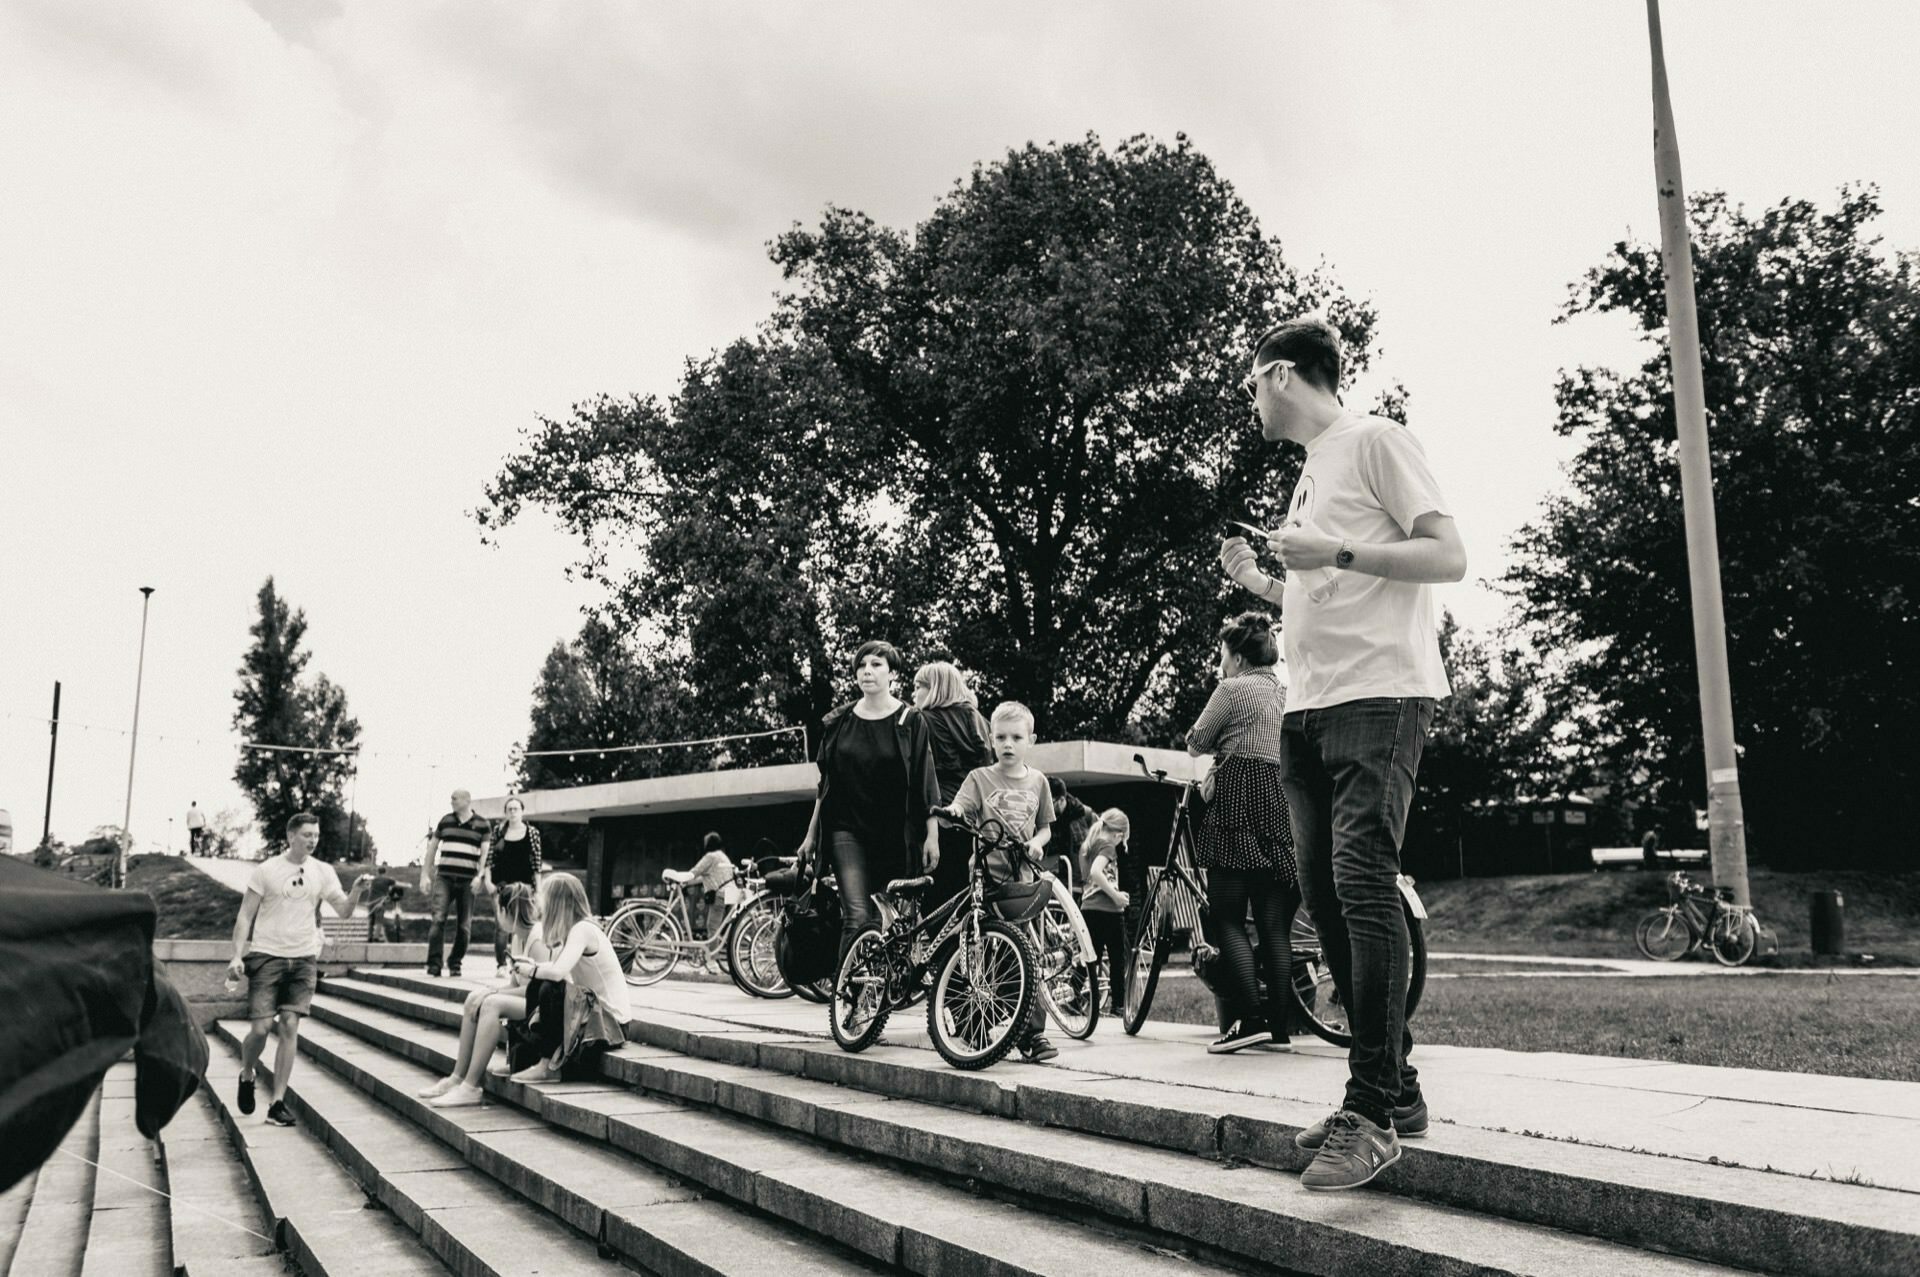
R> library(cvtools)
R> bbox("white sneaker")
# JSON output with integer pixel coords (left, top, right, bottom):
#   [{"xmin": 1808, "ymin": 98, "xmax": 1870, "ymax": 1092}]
[
  {"xmin": 509, "ymin": 1062, "xmax": 560, "ymax": 1084},
  {"xmin": 416, "ymin": 1075, "xmax": 462, "ymax": 1098},
  {"xmin": 428, "ymin": 1083, "xmax": 484, "ymax": 1108}
]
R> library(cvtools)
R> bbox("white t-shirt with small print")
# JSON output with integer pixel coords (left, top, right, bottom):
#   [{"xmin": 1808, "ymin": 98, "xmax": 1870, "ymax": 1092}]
[{"xmin": 245, "ymin": 854, "xmax": 345, "ymax": 958}]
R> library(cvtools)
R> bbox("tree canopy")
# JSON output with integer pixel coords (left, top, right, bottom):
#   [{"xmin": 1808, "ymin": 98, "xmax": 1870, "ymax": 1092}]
[
  {"xmin": 232, "ymin": 578, "xmax": 370, "ymax": 860},
  {"xmin": 1505, "ymin": 188, "xmax": 1919, "ymax": 865},
  {"xmin": 480, "ymin": 134, "xmax": 1388, "ymax": 764}
]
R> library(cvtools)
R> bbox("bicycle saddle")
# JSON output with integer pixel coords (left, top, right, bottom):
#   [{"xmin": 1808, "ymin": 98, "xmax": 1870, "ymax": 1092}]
[
  {"xmin": 661, "ymin": 868, "xmax": 693, "ymax": 885},
  {"xmin": 884, "ymin": 875, "xmax": 935, "ymax": 896}
]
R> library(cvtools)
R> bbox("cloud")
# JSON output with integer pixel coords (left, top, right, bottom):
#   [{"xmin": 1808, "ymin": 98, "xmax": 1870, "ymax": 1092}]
[{"xmin": 5, "ymin": 0, "xmax": 229, "ymax": 107}]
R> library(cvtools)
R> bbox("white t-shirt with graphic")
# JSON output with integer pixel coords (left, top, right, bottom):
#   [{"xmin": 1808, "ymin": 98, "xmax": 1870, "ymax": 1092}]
[
  {"xmin": 245, "ymin": 854, "xmax": 346, "ymax": 958},
  {"xmin": 952, "ymin": 764, "xmax": 1057, "ymax": 880},
  {"xmin": 1281, "ymin": 412, "xmax": 1452, "ymax": 712}
]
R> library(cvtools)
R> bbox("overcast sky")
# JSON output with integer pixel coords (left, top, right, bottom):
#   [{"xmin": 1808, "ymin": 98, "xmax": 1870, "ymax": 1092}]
[{"xmin": 4, "ymin": 0, "xmax": 1915, "ymax": 861}]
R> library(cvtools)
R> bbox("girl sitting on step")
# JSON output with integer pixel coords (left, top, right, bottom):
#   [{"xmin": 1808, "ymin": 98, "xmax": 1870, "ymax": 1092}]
[
  {"xmin": 501, "ymin": 874, "xmax": 633, "ymax": 1085},
  {"xmin": 418, "ymin": 889, "xmax": 550, "ymax": 1107}
]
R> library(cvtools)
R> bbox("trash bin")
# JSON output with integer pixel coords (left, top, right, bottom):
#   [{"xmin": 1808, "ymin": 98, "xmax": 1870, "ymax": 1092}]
[{"xmin": 1810, "ymin": 890, "xmax": 1845, "ymax": 955}]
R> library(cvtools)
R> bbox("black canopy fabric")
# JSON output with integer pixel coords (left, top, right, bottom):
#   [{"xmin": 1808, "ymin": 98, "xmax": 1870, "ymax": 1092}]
[{"xmin": 0, "ymin": 855, "xmax": 208, "ymax": 1191}]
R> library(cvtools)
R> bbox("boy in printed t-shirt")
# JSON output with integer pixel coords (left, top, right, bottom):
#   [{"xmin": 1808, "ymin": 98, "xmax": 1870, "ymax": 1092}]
[{"xmin": 947, "ymin": 701, "xmax": 1059, "ymax": 1061}]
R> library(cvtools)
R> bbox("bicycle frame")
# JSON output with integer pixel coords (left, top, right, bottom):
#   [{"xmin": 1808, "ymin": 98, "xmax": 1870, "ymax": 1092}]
[{"xmin": 610, "ymin": 868, "xmax": 771, "ymax": 960}]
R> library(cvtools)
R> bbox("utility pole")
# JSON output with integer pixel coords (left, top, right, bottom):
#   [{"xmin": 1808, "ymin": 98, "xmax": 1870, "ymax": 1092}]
[
  {"xmin": 1645, "ymin": 0, "xmax": 1751, "ymax": 906},
  {"xmin": 119, "ymin": 586, "xmax": 156, "ymax": 889},
  {"xmin": 41, "ymin": 680, "xmax": 61, "ymax": 849}
]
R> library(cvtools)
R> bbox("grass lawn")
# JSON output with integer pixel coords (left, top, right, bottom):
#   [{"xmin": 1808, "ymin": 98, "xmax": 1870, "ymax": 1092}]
[
  {"xmin": 132, "ymin": 854, "xmax": 242, "ymax": 939},
  {"xmin": 1146, "ymin": 968, "xmax": 1920, "ymax": 1081}
]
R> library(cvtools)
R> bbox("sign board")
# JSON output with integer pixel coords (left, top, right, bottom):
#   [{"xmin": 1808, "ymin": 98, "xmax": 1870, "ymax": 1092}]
[{"xmin": 0, "ymin": 808, "xmax": 12, "ymax": 854}]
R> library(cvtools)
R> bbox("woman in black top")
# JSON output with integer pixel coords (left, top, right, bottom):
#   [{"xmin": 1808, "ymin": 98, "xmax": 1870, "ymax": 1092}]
[
  {"xmin": 799, "ymin": 640, "xmax": 940, "ymax": 960},
  {"xmin": 912, "ymin": 659, "xmax": 993, "ymax": 905},
  {"xmin": 482, "ymin": 796, "xmax": 543, "ymax": 977}
]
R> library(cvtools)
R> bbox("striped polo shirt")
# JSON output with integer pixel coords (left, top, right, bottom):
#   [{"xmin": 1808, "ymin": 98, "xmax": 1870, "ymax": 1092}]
[{"xmin": 432, "ymin": 811, "xmax": 491, "ymax": 881}]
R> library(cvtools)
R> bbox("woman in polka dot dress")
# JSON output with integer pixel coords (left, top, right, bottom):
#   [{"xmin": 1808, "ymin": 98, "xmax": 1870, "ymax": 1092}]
[{"xmin": 1186, "ymin": 610, "xmax": 1299, "ymax": 1055}]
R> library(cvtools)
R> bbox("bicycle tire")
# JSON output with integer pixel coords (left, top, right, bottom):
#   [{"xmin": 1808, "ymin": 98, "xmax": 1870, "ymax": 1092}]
[
  {"xmin": 1709, "ymin": 910, "xmax": 1757, "ymax": 967},
  {"xmin": 1634, "ymin": 908, "xmax": 1695, "ymax": 962},
  {"xmin": 1288, "ymin": 897, "xmax": 1427, "ymax": 1048},
  {"xmin": 1121, "ymin": 913, "xmax": 1171, "ymax": 1036},
  {"xmin": 608, "ymin": 903, "xmax": 681, "ymax": 986},
  {"xmin": 726, "ymin": 898, "xmax": 792, "ymax": 998},
  {"xmin": 928, "ymin": 918, "xmax": 1035, "ymax": 1070},
  {"xmin": 1036, "ymin": 900, "xmax": 1099, "ymax": 1040},
  {"xmin": 830, "ymin": 928, "xmax": 893, "ymax": 1052}
]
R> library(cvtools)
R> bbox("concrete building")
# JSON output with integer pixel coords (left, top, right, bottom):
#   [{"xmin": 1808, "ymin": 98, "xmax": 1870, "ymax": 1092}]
[{"xmin": 477, "ymin": 741, "xmax": 1206, "ymax": 912}]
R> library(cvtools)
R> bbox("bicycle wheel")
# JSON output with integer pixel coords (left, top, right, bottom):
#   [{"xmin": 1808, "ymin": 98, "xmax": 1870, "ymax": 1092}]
[
  {"xmin": 831, "ymin": 928, "xmax": 893, "ymax": 1052},
  {"xmin": 1709, "ymin": 910, "xmax": 1757, "ymax": 967},
  {"xmin": 608, "ymin": 903, "xmax": 682, "ymax": 986},
  {"xmin": 727, "ymin": 899, "xmax": 792, "ymax": 998},
  {"xmin": 928, "ymin": 918, "xmax": 1035, "ymax": 1070},
  {"xmin": 1288, "ymin": 898, "xmax": 1428, "ymax": 1048},
  {"xmin": 1121, "ymin": 909, "xmax": 1171, "ymax": 1036},
  {"xmin": 1635, "ymin": 908, "xmax": 1695, "ymax": 962},
  {"xmin": 1035, "ymin": 901, "xmax": 1099, "ymax": 1040}
]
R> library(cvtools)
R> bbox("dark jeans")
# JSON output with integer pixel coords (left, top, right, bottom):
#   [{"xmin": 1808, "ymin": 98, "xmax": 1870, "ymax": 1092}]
[
  {"xmin": 426, "ymin": 876, "xmax": 473, "ymax": 974},
  {"xmin": 828, "ymin": 830, "xmax": 885, "ymax": 964},
  {"xmin": 1083, "ymin": 908, "xmax": 1128, "ymax": 1012},
  {"xmin": 1281, "ymin": 697, "xmax": 1432, "ymax": 1128}
]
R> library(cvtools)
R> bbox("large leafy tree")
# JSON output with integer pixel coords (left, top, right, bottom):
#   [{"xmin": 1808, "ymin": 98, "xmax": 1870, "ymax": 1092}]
[
  {"xmin": 1505, "ymin": 188, "xmax": 1919, "ymax": 866},
  {"xmin": 480, "ymin": 134, "xmax": 1385, "ymax": 749},
  {"xmin": 232, "ymin": 578, "xmax": 369, "ymax": 860}
]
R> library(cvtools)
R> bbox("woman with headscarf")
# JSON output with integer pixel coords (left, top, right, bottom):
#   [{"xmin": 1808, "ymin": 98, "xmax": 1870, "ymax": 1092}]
[{"xmin": 911, "ymin": 658, "xmax": 993, "ymax": 904}]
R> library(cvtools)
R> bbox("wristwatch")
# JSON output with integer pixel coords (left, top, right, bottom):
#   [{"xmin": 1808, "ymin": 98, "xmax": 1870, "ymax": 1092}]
[{"xmin": 1335, "ymin": 538, "xmax": 1355, "ymax": 570}]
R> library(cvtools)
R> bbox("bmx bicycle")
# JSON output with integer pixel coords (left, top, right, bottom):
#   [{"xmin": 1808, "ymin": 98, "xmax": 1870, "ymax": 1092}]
[
  {"xmin": 1121, "ymin": 753, "xmax": 1428, "ymax": 1047},
  {"xmin": 1634, "ymin": 871, "xmax": 1763, "ymax": 966},
  {"xmin": 830, "ymin": 806, "xmax": 1044, "ymax": 1070},
  {"xmin": 604, "ymin": 856, "xmax": 789, "ymax": 995}
]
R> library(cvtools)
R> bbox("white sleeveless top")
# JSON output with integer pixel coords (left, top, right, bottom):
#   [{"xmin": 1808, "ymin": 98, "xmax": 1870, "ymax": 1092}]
[{"xmin": 562, "ymin": 920, "xmax": 632, "ymax": 1021}]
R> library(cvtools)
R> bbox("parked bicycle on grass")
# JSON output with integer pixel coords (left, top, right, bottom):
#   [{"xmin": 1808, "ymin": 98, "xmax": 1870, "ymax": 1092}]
[
  {"xmin": 1122, "ymin": 754, "xmax": 1428, "ymax": 1047},
  {"xmin": 1634, "ymin": 871, "xmax": 1764, "ymax": 967}
]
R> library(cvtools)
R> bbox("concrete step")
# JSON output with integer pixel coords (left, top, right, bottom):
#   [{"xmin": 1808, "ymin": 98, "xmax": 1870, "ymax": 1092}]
[
  {"xmin": 211, "ymin": 1019, "xmax": 890, "ymax": 1276},
  {"xmin": 8, "ymin": 1087, "xmax": 100, "ymax": 1277},
  {"xmin": 314, "ymin": 987, "xmax": 1749, "ymax": 1277},
  {"xmin": 201, "ymin": 1033, "xmax": 452, "ymax": 1276},
  {"xmin": 158, "ymin": 1086, "xmax": 287, "ymax": 1277},
  {"xmin": 340, "ymin": 967, "xmax": 1918, "ymax": 1277},
  {"xmin": 80, "ymin": 1063, "xmax": 170, "ymax": 1277},
  {"xmin": 0, "ymin": 1167, "xmax": 37, "ymax": 1275}
]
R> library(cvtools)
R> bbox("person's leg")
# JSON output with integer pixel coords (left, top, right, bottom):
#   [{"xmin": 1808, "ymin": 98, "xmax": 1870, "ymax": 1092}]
[
  {"xmin": 1247, "ymin": 874, "xmax": 1298, "ymax": 1046},
  {"xmin": 828, "ymin": 831, "xmax": 874, "ymax": 964},
  {"xmin": 1284, "ymin": 710, "xmax": 1346, "ymax": 1015},
  {"xmin": 1319, "ymin": 698, "xmax": 1432, "ymax": 1127},
  {"xmin": 1206, "ymin": 869, "xmax": 1265, "ymax": 1026},
  {"xmin": 1084, "ymin": 910, "xmax": 1124, "ymax": 1012},
  {"xmin": 427, "ymin": 878, "xmax": 452, "ymax": 974},
  {"xmin": 269, "ymin": 1009, "xmax": 301, "ymax": 1104},
  {"xmin": 461, "ymin": 992, "xmax": 528, "ymax": 1085},
  {"xmin": 449, "ymin": 879, "xmax": 472, "ymax": 974},
  {"xmin": 494, "ymin": 899, "xmax": 510, "ymax": 970}
]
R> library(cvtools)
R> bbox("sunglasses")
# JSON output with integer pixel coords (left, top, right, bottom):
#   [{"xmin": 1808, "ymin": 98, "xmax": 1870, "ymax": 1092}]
[{"xmin": 1241, "ymin": 357, "xmax": 1295, "ymax": 402}]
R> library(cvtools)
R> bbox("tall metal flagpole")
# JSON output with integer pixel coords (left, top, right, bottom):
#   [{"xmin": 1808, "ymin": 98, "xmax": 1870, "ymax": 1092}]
[
  {"xmin": 118, "ymin": 586, "xmax": 156, "ymax": 889},
  {"xmin": 1645, "ymin": 0, "xmax": 1751, "ymax": 906}
]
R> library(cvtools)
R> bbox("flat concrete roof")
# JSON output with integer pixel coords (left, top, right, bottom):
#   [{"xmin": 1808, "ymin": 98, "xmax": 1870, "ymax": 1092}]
[{"xmin": 477, "ymin": 740, "xmax": 1206, "ymax": 824}]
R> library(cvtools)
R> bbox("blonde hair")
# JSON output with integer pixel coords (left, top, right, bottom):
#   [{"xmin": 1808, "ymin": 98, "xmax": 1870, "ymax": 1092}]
[
  {"xmin": 912, "ymin": 661, "xmax": 976, "ymax": 711},
  {"xmin": 1081, "ymin": 809, "xmax": 1130, "ymax": 862},
  {"xmin": 538, "ymin": 874, "xmax": 593, "ymax": 950},
  {"xmin": 989, "ymin": 701, "xmax": 1035, "ymax": 733}
]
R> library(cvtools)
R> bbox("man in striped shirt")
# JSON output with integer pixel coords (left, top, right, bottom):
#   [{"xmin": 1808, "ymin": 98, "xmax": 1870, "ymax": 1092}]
[{"xmin": 421, "ymin": 788, "xmax": 490, "ymax": 978}]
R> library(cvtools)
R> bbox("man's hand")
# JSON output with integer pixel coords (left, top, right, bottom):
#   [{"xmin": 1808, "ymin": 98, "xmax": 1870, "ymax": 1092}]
[
  {"xmin": 226, "ymin": 954, "xmax": 245, "ymax": 978},
  {"xmin": 1219, "ymin": 537, "xmax": 1271, "ymax": 594},
  {"xmin": 419, "ymin": 873, "xmax": 433, "ymax": 894},
  {"xmin": 922, "ymin": 835, "xmax": 941, "ymax": 873},
  {"xmin": 1273, "ymin": 522, "xmax": 1341, "ymax": 573}
]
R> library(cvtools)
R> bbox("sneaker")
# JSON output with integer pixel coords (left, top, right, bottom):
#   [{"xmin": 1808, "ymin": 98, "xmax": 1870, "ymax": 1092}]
[
  {"xmin": 1208, "ymin": 1018, "xmax": 1267, "ymax": 1054},
  {"xmin": 508, "ymin": 1062, "xmax": 560, "ymax": 1084},
  {"xmin": 428, "ymin": 1083, "xmax": 485, "ymax": 1108},
  {"xmin": 264, "ymin": 1100, "xmax": 296, "ymax": 1128},
  {"xmin": 425, "ymin": 966, "xmax": 441, "ymax": 978},
  {"xmin": 1299, "ymin": 1110, "xmax": 1400, "ymax": 1191},
  {"xmin": 1017, "ymin": 1035, "xmax": 1059, "ymax": 1063},
  {"xmin": 416, "ymin": 1075, "xmax": 462, "ymax": 1099},
  {"xmin": 236, "ymin": 1072, "xmax": 256, "ymax": 1116},
  {"xmin": 448, "ymin": 967, "xmax": 462, "ymax": 978},
  {"xmin": 1295, "ymin": 1097, "xmax": 1427, "ymax": 1149}
]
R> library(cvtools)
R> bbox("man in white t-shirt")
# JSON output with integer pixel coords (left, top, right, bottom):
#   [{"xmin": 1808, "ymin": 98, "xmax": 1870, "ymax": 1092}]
[
  {"xmin": 1220, "ymin": 316, "xmax": 1465, "ymax": 1193},
  {"xmin": 185, "ymin": 801, "xmax": 207, "ymax": 855},
  {"xmin": 225, "ymin": 811, "xmax": 369, "ymax": 1128}
]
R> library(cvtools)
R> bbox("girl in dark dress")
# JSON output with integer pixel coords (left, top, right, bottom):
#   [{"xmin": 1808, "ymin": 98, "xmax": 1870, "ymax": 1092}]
[
  {"xmin": 912, "ymin": 660, "xmax": 993, "ymax": 906},
  {"xmin": 799, "ymin": 641, "xmax": 941, "ymax": 960},
  {"xmin": 1186, "ymin": 611, "xmax": 1298, "ymax": 1055}
]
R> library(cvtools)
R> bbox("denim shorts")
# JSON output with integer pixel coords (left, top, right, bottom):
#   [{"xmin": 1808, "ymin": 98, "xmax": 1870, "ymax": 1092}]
[{"xmin": 245, "ymin": 953, "xmax": 319, "ymax": 1019}]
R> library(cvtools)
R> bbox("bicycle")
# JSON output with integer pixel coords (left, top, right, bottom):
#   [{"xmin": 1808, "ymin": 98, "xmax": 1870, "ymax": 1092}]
[
  {"xmin": 830, "ymin": 806, "xmax": 1042, "ymax": 1070},
  {"xmin": 1031, "ymin": 870, "xmax": 1101, "ymax": 1040},
  {"xmin": 1121, "ymin": 753, "xmax": 1428, "ymax": 1047},
  {"xmin": 1634, "ymin": 871, "xmax": 1761, "ymax": 966},
  {"xmin": 604, "ymin": 857, "xmax": 788, "ymax": 995}
]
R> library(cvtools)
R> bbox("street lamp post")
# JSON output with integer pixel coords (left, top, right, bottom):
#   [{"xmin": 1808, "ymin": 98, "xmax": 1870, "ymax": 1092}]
[{"xmin": 118, "ymin": 586, "xmax": 156, "ymax": 889}]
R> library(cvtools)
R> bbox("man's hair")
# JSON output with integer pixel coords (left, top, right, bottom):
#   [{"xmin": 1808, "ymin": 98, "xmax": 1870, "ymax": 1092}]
[
  {"xmin": 852, "ymin": 639, "xmax": 904, "ymax": 675},
  {"xmin": 286, "ymin": 811, "xmax": 320, "ymax": 834},
  {"xmin": 1252, "ymin": 316, "xmax": 1343, "ymax": 394},
  {"xmin": 989, "ymin": 701, "xmax": 1035, "ymax": 734}
]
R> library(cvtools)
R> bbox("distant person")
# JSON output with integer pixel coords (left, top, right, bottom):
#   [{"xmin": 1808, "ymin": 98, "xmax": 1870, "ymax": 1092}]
[
  {"xmin": 1046, "ymin": 776, "xmax": 1092, "ymax": 884},
  {"xmin": 226, "ymin": 812, "xmax": 370, "ymax": 1126},
  {"xmin": 685, "ymin": 832, "xmax": 734, "ymax": 943},
  {"xmin": 1078, "ymin": 809, "xmax": 1132, "ymax": 1016},
  {"xmin": 185, "ymin": 802, "xmax": 207, "ymax": 855},
  {"xmin": 913, "ymin": 659, "xmax": 993, "ymax": 905},
  {"xmin": 366, "ymin": 872, "xmax": 404, "ymax": 943},
  {"xmin": 421, "ymin": 788, "xmax": 490, "ymax": 978},
  {"xmin": 1221, "ymin": 315, "xmax": 1465, "ymax": 1191},
  {"xmin": 1641, "ymin": 830, "xmax": 1661, "ymax": 869},
  {"xmin": 1185, "ymin": 611, "xmax": 1297, "ymax": 1056},
  {"xmin": 478, "ymin": 796, "xmax": 542, "ymax": 979}
]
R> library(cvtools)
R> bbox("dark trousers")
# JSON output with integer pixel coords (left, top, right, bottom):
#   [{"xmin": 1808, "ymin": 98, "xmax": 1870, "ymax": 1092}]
[
  {"xmin": 426, "ymin": 876, "xmax": 473, "ymax": 974},
  {"xmin": 1207, "ymin": 868, "xmax": 1299, "ymax": 1036},
  {"xmin": 1281, "ymin": 697, "xmax": 1432, "ymax": 1128},
  {"xmin": 828, "ymin": 830, "xmax": 890, "ymax": 964},
  {"xmin": 1083, "ymin": 908, "xmax": 1128, "ymax": 1012}
]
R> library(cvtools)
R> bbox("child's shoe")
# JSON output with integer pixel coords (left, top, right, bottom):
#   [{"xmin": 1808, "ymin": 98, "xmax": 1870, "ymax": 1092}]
[{"xmin": 1017, "ymin": 1034, "xmax": 1059, "ymax": 1063}]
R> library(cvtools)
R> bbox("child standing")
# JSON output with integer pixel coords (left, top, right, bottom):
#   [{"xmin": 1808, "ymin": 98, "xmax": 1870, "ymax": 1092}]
[
  {"xmin": 1078, "ymin": 810, "xmax": 1132, "ymax": 1017},
  {"xmin": 948, "ymin": 701, "xmax": 1058, "ymax": 1061}
]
